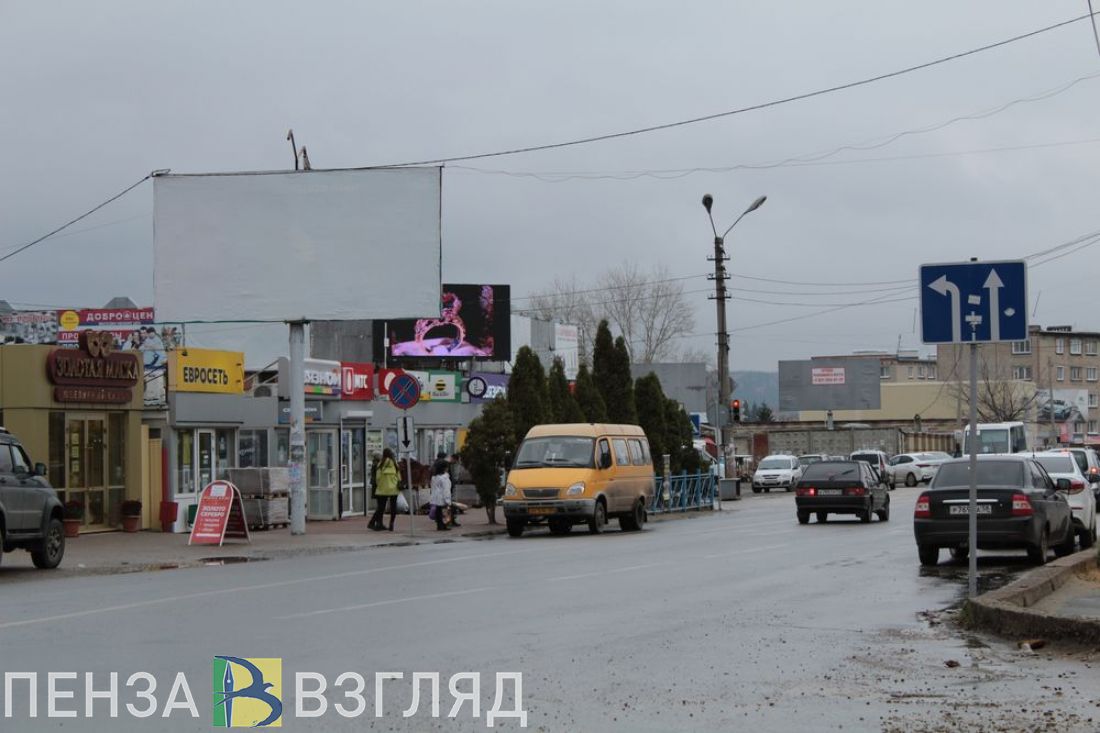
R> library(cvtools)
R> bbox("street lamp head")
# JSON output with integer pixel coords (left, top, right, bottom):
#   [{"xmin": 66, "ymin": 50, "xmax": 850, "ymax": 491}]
[
  {"xmin": 702, "ymin": 194, "xmax": 713, "ymax": 214},
  {"xmin": 745, "ymin": 195, "xmax": 767, "ymax": 214}
]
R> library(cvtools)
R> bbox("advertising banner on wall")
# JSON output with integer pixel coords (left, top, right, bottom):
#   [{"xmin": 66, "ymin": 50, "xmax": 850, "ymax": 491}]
[
  {"xmin": 0, "ymin": 310, "xmax": 59, "ymax": 344},
  {"xmin": 169, "ymin": 349, "xmax": 245, "ymax": 394},
  {"xmin": 470, "ymin": 372, "xmax": 510, "ymax": 402},
  {"xmin": 553, "ymin": 324, "xmax": 580, "ymax": 380},
  {"xmin": 340, "ymin": 362, "xmax": 375, "ymax": 401},
  {"xmin": 425, "ymin": 371, "xmax": 461, "ymax": 402},
  {"xmin": 1036, "ymin": 388, "xmax": 1091, "ymax": 442},
  {"xmin": 377, "ymin": 284, "xmax": 512, "ymax": 361},
  {"xmin": 277, "ymin": 358, "xmax": 342, "ymax": 399}
]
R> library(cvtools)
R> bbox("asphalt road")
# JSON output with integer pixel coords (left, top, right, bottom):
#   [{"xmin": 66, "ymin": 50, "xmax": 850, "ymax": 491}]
[{"xmin": 0, "ymin": 486, "xmax": 1096, "ymax": 732}]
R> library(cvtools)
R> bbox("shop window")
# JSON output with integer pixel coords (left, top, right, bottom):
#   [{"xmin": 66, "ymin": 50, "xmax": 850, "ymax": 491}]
[
  {"xmin": 49, "ymin": 411, "xmax": 65, "ymax": 490},
  {"xmin": 215, "ymin": 429, "xmax": 235, "ymax": 479},
  {"xmin": 108, "ymin": 413, "xmax": 126, "ymax": 526},
  {"xmin": 176, "ymin": 429, "xmax": 195, "ymax": 495},
  {"xmin": 276, "ymin": 430, "xmax": 290, "ymax": 466},
  {"xmin": 238, "ymin": 430, "xmax": 269, "ymax": 468}
]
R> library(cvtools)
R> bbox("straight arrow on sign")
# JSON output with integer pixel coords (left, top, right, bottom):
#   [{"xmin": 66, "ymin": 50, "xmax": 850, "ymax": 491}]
[{"xmin": 984, "ymin": 269, "xmax": 1004, "ymax": 342}]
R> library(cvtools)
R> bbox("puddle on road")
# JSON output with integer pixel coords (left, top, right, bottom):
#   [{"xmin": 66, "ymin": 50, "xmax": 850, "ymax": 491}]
[{"xmin": 202, "ymin": 556, "xmax": 265, "ymax": 566}]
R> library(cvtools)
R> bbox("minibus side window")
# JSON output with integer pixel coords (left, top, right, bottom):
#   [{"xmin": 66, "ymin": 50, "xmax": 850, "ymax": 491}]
[
  {"xmin": 628, "ymin": 439, "xmax": 645, "ymax": 465},
  {"xmin": 613, "ymin": 439, "xmax": 631, "ymax": 466},
  {"xmin": 597, "ymin": 439, "xmax": 612, "ymax": 468},
  {"xmin": 639, "ymin": 439, "xmax": 652, "ymax": 464}
]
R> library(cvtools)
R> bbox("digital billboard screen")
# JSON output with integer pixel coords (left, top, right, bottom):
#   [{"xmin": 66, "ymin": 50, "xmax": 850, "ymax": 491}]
[{"xmin": 380, "ymin": 284, "xmax": 511, "ymax": 361}]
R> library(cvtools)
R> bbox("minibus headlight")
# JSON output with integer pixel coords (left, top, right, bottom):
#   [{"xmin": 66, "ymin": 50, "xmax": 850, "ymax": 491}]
[
  {"xmin": 505, "ymin": 483, "xmax": 517, "ymax": 497},
  {"xmin": 566, "ymin": 482, "xmax": 585, "ymax": 495}
]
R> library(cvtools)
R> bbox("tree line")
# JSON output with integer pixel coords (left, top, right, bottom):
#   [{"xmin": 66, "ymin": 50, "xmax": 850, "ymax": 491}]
[{"xmin": 461, "ymin": 320, "xmax": 704, "ymax": 522}]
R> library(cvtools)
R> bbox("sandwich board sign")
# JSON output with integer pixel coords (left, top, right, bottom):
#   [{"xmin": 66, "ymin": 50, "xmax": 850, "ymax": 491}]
[{"xmin": 189, "ymin": 481, "xmax": 251, "ymax": 546}]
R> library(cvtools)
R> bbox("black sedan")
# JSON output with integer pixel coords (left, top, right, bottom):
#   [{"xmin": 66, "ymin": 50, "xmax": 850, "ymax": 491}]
[
  {"xmin": 913, "ymin": 455, "xmax": 1075, "ymax": 567},
  {"xmin": 794, "ymin": 460, "xmax": 890, "ymax": 524}
]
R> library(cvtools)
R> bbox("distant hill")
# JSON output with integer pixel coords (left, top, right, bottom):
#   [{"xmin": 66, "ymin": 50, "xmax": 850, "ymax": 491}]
[{"xmin": 732, "ymin": 371, "xmax": 778, "ymax": 411}]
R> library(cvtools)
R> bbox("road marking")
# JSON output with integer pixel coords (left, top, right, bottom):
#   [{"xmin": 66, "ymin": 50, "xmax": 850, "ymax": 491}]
[
  {"xmin": 0, "ymin": 547, "xmax": 539, "ymax": 631},
  {"xmin": 548, "ymin": 562, "xmax": 665, "ymax": 582},
  {"xmin": 278, "ymin": 587, "xmax": 493, "ymax": 620},
  {"xmin": 703, "ymin": 543, "xmax": 787, "ymax": 559}
]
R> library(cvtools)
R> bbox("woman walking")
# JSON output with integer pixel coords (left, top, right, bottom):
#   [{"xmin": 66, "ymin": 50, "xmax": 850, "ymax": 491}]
[
  {"xmin": 430, "ymin": 456, "xmax": 452, "ymax": 531},
  {"xmin": 369, "ymin": 448, "xmax": 400, "ymax": 531}
]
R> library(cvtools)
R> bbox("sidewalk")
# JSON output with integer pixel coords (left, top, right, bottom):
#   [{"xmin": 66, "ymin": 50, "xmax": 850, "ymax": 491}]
[
  {"xmin": 0, "ymin": 507, "xmax": 508, "ymax": 581},
  {"xmin": 966, "ymin": 549, "xmax": 1100, "ymax": 644}
]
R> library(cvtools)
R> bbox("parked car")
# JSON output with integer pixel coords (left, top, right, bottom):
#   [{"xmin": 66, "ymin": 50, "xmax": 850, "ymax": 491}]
[
  {"xmin": 1034, "ymin": 451, "xmax": 1097, "ymax": 549},
  {"xmin": 913, "ymin": 455, "xmax": 1075, "ymax": 567},
  {"xmin": 1061, "ymin": 447, "xmax": 1100, "ymax": 486},
  {"xmin": 0, "ymin": 428, "xmax": 66, "ymax": 569},
  {"xmin": 752, "ymin": 455, "xmax": 803, "ymax": 493},
  {"xmin": 794, "ymin": 460, "xmax": 890, "ymax": 524},
  {"xmin": 501, "ymin": 423, "xmax": 654, "ymax": 537},
  {"xmin": 887, "ymin": 452, "xmax": 951, "ymax": 487},
  {"xmin": 850, "ymin": 450, "xmax": 890, "ymax": 488}
]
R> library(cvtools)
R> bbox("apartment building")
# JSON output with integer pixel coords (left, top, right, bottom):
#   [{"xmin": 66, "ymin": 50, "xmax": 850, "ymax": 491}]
[{"xmin": 936, "ymin": 325, "xmax": 1100, "ymax": 444}]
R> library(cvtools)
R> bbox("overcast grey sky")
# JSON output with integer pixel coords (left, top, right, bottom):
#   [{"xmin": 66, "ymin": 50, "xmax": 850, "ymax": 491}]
[{"xmin": 2, "ymin": 1, "xmax": 1099, "ymax": 370}]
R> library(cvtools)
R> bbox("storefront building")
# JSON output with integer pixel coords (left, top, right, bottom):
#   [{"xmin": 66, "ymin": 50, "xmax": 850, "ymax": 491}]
[{"xmin": 0, "ymin": 338, "xmax": 146, "ymax": 531}]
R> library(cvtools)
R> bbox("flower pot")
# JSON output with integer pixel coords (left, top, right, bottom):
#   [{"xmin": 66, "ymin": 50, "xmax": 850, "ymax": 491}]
[
  {"xmin": 63, "ymin": 519, "xmax": 81, "ymax": 538},
  {"xmin": 121, "ymin": 515, "xmax": 141, "ymax": 533}
]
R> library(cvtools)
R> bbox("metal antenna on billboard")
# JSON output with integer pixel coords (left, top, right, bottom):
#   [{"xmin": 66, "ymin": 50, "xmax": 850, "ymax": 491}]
[{"xmin": 287, "ymin": 130, "xmax": 299, "ymax": 171}]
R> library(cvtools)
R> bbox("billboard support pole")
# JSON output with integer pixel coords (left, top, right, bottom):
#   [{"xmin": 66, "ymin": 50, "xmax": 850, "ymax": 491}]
[{"xmin": 289, "ymin": 320, "xmax": 309, "ymax": 535}]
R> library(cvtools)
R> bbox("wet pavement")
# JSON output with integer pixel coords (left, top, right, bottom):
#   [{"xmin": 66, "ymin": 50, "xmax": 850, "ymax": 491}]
[{"xmin": 0, "ymin": 485, "xmax": 1096, "ymax": 731}]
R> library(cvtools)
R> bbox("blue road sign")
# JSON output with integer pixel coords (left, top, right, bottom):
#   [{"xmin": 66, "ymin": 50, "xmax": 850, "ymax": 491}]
[
  {"xmin": 388, "ymin": 373, "xmax": 421, "ymax": 410},
  {"xmin": 920, "ymin": 260, "xmax": 1027, "ymax": 344}
]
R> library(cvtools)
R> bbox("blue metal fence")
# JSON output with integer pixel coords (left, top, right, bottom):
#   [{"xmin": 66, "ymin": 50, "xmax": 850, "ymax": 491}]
[{"xmin": 648, "ymin": 472, "xmax": 716, "ymax": 513}]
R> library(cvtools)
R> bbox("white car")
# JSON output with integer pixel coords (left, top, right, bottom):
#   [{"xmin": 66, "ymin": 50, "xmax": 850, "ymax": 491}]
[
  {"xmin": 887, "ymin": 452, "xmax": 951, "ymax": 487},
  {"xmin": 1034, "ymin": 451, "xmax": 1098, "ymax": 549},
  {"xmin": 752, "ymin": 455, "xmax": 803, "ymax": 494}
]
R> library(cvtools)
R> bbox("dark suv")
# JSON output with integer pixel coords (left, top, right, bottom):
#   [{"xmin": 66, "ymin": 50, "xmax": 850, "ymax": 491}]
[{"xmin": 0, "ymin": 428, "xmax": 65, "ymax": 569}]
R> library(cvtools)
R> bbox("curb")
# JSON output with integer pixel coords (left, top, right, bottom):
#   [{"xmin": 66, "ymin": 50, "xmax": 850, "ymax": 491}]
[{"xmin": 965, "ymin": 549, "xmax": 1100, "ymax": 643}]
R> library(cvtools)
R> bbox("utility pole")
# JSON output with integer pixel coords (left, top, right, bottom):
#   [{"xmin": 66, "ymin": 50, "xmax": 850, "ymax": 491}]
[{"xmin": 701, "ymin": 193, "xmax": 767, "ymax": 477}]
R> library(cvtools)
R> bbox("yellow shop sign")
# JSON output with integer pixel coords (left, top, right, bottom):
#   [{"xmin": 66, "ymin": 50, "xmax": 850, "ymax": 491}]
[{"xmin": 170, "ymin": 349, "xmax": 245, "ymax": 394}]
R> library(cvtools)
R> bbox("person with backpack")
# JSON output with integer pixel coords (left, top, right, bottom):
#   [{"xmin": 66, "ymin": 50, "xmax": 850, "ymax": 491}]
[{"xmin": 369, "ymin": 448, "xmax": 400, "ymax": 531}]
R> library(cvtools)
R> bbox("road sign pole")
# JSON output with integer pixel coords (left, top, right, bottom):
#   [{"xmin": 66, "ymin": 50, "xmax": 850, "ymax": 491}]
[
  {"xmin": 288, "ymin": 321, "xmax": 308, "ymax": 536},
  {"xmin": 968, "ymin": 340, "xmax": 978, "ymax": 599},
  {"xmin": 405, "ymin": 411, "xmax": 415, "ymax": 539}
]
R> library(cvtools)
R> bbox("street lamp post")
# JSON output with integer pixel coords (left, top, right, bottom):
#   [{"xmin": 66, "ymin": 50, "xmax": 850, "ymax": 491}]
[{"xmin": 702, "ymin": 193, "xmax": 767, "ymax": 477}]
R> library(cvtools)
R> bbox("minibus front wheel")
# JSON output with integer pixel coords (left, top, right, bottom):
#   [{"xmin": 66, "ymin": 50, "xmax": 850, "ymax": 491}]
[{"xmin": 589, "ymin": 500, "xmax": 607, "ymax": 534}]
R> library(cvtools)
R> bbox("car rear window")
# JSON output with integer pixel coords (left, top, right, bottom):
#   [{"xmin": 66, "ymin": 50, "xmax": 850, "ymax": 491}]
[
  {"xmin": 758, "ymin": 458, "xmax": 791, "ymax": 469},
  {"xmin": 851, "ymin": 453, "xmax": 879, "ymax": 465},
  {"xmin": 802, "ymin": 462, "xmax": 859, "ymax": 481},
  {"xmin": 933, "ymin": 461, "xmax": 1024, "ymax": 488},
  {"xmin": 1035, "ymin": 456, "xmax": 1075, "ymax": 474},
  {"xmin": 1069, "ymin": 451, "xmax": 1089, "ymax": 473}
]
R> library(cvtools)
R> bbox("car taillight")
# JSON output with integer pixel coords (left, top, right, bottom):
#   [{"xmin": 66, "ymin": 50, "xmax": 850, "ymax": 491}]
[
  {"xmin": 845, "ymin": 487, "xmax": 866, "ymax": 496},
  {"xmin": 914, "ymin": 494, "xmax": 931, "ymax": 518},
  {"xmin": 1069, "ymin": 480, "xmax": 1085, "ymax": 494},
  {"xmin": 915, "ymin": 463, "xmax": 930, "ymax": 468},
  {"xmin": 1011, "ymin": 493, "xmax": 1033, "ymax": 516},
  {"xmin": 796, "ymin": 487, "xmax": 816, "ymax": 497}
]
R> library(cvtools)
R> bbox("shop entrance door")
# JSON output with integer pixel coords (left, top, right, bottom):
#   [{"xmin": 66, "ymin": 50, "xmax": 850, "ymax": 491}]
[
  {"xmin": 65, "ymin": 415, "xmax": 109, "ymax": 528},
  {"xmin": 308, "ymin": 430, "xmax": 338, "ymax": 519},
  {"xmin": 340, "ymin": 426, "xmax": 366, "ymax": 517}
]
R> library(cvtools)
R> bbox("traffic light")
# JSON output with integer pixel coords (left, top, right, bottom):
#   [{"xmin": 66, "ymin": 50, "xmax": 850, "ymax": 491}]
[{"xmin": 731, "ymin": 399, "xmax": 741, "ymax": 423}]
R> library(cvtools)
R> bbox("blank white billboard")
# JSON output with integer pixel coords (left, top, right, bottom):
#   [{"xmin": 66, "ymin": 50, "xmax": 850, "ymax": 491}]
[{"xmin": 153, "ymin": 168, "xmax": 442, "ymax": 323}]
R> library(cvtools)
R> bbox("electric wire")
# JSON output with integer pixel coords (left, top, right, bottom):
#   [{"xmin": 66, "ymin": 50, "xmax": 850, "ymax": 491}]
[
  {"xmin": 373, "ymin": 13, "xmax": 1098, "ymax": 168},
  {"xmin": 0, "ymin": 175, "xmax": 150, "ymax": 264}
]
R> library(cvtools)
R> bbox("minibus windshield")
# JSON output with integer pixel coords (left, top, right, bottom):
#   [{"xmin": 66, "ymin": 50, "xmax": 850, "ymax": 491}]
[{"xmin": 513, "ymin": 437, "xmax": 595, "ymax": 468}]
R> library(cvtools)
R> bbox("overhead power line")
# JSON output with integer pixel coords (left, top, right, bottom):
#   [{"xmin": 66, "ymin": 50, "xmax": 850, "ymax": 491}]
[
  {"xmin": 0, "ymin": 175, "xmax": 150, "ymax": 265},
  {"xmin": 375, "ymin": 13, "xmax": 1097, "ymax": 167}
]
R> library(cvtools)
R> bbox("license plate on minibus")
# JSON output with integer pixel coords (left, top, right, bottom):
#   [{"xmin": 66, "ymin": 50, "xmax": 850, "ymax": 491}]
[
  {"xmin": 949, "ymin": 505, "xmax": 991, "ymax": 515},
  {"xmin": 529, "ymin": 506, "xmax": 555, "ymax": 515}
]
